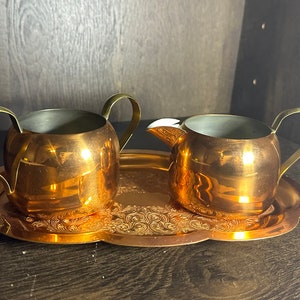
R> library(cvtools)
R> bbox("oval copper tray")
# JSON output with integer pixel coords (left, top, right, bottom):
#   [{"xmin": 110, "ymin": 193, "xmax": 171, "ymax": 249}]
[{"xmin": 0, "ymin": 150, "xmax": 300, "ymax": 246}]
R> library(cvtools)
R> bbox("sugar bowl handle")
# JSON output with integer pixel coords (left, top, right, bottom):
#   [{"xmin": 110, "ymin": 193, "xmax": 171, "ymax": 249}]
[
  {"xmin": 0, "ymin": 106, "xmax": 23, "ymax": 133},
  {"xmin": 0, "ymin": 107, "xmax": 26, "ymax": 194},
  {"xmin": 101, "ymin": 94, "xmax": 141, "ymax": 150}
]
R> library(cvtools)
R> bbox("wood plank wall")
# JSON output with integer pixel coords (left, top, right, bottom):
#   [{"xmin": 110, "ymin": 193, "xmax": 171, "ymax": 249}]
[
  {"xmin": 0, "ymin": 0, "xmax": 244, "ymax": 129},
  {"xmin": 231, "ymin": 0, "xmax": 300, "ymax": 143}
]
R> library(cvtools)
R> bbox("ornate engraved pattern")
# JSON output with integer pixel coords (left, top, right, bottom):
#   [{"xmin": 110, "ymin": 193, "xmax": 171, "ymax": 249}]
[
  {"xmin": 18, "ymin": 201, "xmax": 274, "ymax": 235},
  {"xmin": 105, "ymin": 203, "xmax": 272, "ymax": 235}
]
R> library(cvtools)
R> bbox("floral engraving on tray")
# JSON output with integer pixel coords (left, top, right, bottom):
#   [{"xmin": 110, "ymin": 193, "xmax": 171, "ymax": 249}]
[
  {"xmin": 24, "ymin": 210, "xmax": 110, "ymax": 233},
  {"xmin": 106, "ymin": 203, "xmax": 268, "ymax": 235},
  {"xmin": 21, "ymin": 200, "xmax": 269, "ymax": 235}
]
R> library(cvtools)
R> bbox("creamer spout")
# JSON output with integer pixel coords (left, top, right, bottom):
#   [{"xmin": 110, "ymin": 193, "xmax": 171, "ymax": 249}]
[{"xmin": 147, "ymin": 118, "xmax": 186, "ymax": 148}]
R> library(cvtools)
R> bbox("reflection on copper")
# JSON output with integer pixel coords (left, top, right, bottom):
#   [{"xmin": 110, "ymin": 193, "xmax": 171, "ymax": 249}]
[
  {"xmin": 238, "ymin": 196, "xmax": 250, "ymax": 204},
  {"xmin": 242, "ymin": 151, "xmax": 254, "ymax": 165},
  {"xmin": 233, "ymin": 231, "xmax": 248, "ymax": 240},
  {"xmin": 81, "ymin": 149, "xmax": 92, "ymax": 160},
  {"xmin": 50, "ymin": 184, "xmax": 57, "ymax": 192}
]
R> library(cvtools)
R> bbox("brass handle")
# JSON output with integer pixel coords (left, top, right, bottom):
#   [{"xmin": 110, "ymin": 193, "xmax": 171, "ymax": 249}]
[
  {"xmin": 271, "ymin": 108, "xmax": 300, "ymax": 178},
  {"xmin": 101, "ymin": 93, "xmax": 141, "ymax": 150},
  {"xmin": 279, "ymin": 149, "xmax": 300, "ymax": 178},
  {"xmin": 0, "ymin": 107, "xmax": 24, "ymax": 194},
  {"xmin": 0, "ymin": 107, "xmax": 30, "ymax": 194},
  {"xmin": 0, "ymin": 106, "xmax": 23, "ymax": 133}
]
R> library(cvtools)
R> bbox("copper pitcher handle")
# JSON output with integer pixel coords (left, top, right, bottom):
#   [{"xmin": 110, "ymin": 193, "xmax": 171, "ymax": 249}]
[
  {"xmin": 271, "ymin": 108, "xmax": 300, "ymax": 178},
  {"xmin": 271, "ymin": 107, "xmax": 300, "ymax": 132},
  {"xmin": 101, "ymin": 94, "xmax": 141, "ymax": 150}
]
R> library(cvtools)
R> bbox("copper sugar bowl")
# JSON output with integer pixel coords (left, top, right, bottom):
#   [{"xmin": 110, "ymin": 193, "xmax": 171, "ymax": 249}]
[{"xmin": 0, "ymin": 93, "xmax": 140, "ymax": 219}]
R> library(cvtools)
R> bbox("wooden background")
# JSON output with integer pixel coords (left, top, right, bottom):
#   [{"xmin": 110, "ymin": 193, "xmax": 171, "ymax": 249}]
[
  {"xmin": 0, "ymin": 0, "xmax": 244, "ymax": 126},
  {"xmin": 232, "ymin": 0, "xmax": 300, "ymax": 143},
  {"xmin": 0, "ymin": 0, "xmax": 299, "ymax": 142}
]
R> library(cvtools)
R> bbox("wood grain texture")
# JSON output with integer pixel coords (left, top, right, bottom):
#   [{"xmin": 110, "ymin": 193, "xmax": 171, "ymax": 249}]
[
  {"xmin": 0, "ymin": 0, "xmax": 244, "ymax": 127},
  {"xmin": 0, "ymin": 0, "xmax": 11, "ymax": 106},
  {"xmin": 231, "ymin": 0, "xmax": 300, "ymax": 143}
]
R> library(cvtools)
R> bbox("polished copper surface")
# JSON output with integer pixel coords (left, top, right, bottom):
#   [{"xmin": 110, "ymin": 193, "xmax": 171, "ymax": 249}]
[
  {"xmin": 147, "ymin": 109, "xmax": 300, "ymax": 218},
  {"xmin": 0, "ymin": 94, "xmax": 141, "ymax": 218},
  {"xmin": 0, "ymin": 150, "xmax": 299, "ymax": 246}
]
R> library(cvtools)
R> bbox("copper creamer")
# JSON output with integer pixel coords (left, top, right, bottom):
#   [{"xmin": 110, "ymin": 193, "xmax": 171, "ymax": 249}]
[{"xmin": 148, "ymin": 108, "xmax": 300, "ymax": 219}]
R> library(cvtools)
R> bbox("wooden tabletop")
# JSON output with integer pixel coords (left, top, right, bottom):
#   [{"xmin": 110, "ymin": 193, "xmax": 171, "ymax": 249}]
[{"xmin": 0, "ymin": 120, "xmax": 299, "ymax": 300}]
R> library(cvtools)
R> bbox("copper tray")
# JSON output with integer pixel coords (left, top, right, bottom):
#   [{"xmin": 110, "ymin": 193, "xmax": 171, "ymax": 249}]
[{"xmin": 0, "ymin": 150, "xmax": 300, "ymax": 247}]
